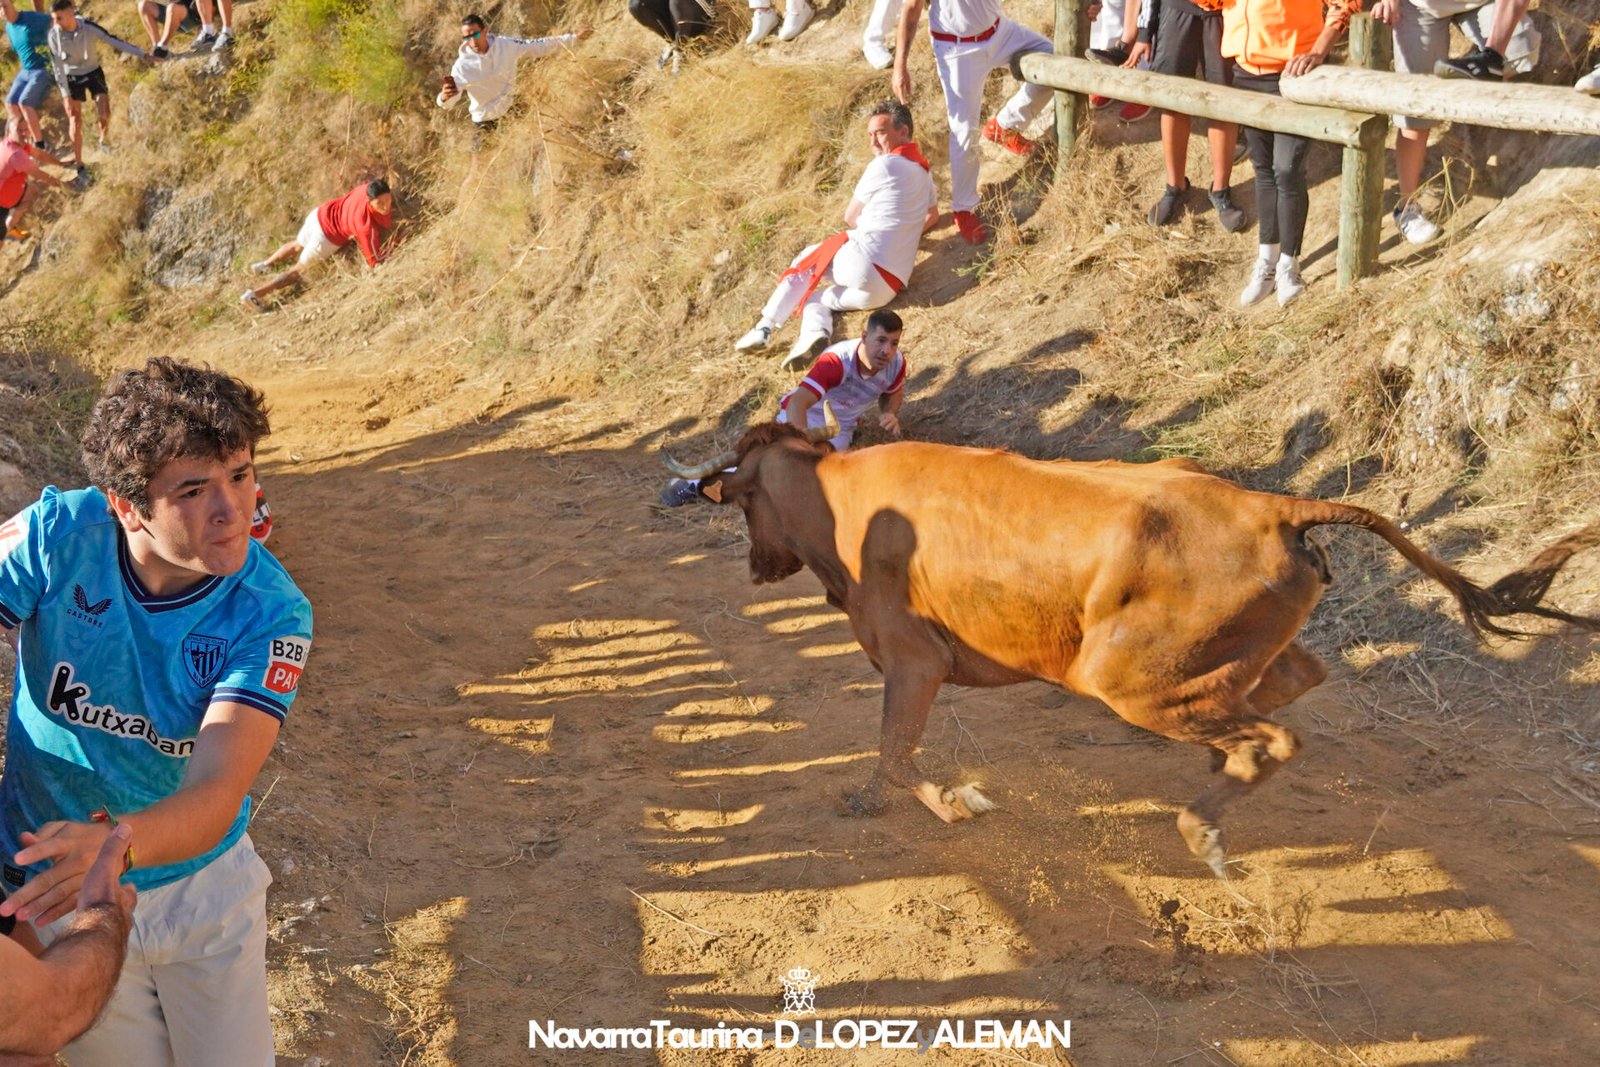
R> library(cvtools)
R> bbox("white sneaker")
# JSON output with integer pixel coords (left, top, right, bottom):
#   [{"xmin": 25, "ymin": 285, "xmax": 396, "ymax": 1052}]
[
  {"xmin": 1239, "ymin": 258, "xmax": 1275, "ymax": 306},
  {"xmin": 782, "ymin": 331, "xmax": 828, "ymax": 371},
  {"xmin": 745, "ymin": 7, "xmax": 780, "ymax": 44},
  {"xmin": 1276, "ymin": 257, "xmax": 1306, "ymax": 307},
  {"xmin": 240, "ymin": 289, "xmax": 263, "ymax": 310},
  {"xmin": 1393, "ymin": 201, "xmax": 1439, "ymax": 245},
  {"xmin": 862, "ymin": 39, "xmax": 893, "ymax": 69},
  {"xmin": 1576, "ymin": 65, "xmax": 1600, "ymax": 95},
  {"xmin": 250, "ymin": 260, "xmax": 271, "ymax": 274},
  {"xmin": 192, "ymin": 27, "xmax": 217, "ymax": 48},
  {"xmin": 96, "ymin": 137, "xmax": 112, "ymax": 155},
  {"xmin": 735, "ymin": 322, "xmax": 773, "ymax": 351},
  {"xmin": 212, "ymin": 28, "xmax": 234, "ymax": 52},
  {"xmin": 777, "ymin": 0, "xmax": 813, "ymax": 41}
]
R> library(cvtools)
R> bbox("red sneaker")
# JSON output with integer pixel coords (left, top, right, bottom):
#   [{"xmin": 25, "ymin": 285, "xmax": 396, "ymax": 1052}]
[
  {"xmin": 1089, "ymin": 94, "xmax": 1112, "ymax": 110},
  {"xmin": 1118, "ymin": 102, "xmax": 1152, "ymax": 121},
  {"xmin": 953, "ymin": 210, "xmax": 988, "ymax": 244},
  {"xmin": 981, "ymin": 116, "xmax": 1036, "ymax": 156}
]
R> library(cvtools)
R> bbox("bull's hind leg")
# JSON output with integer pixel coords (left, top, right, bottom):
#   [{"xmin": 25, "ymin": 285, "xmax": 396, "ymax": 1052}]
[
  {"xmin": 1205, "ymin": 641, "xmax": 1327, "ymax": 774},
  {"xmin": 842, "ymin": 663, "xmax": 995, "ymax": 823},
  {"xmin": 1176, "ymin": 712, "xmax": 1303, "ymax": 877}
]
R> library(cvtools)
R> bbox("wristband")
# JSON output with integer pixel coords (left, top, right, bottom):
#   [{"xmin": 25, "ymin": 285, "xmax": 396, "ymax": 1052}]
[{"xmin": 89, "ymin": 808, "xmax": 135, "ymax": 874}]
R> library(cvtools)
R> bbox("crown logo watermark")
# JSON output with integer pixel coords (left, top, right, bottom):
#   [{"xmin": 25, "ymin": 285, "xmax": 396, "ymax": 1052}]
[{"xmin": 780, "ymin": 967, "xmax": 817, "ymax": 1016}]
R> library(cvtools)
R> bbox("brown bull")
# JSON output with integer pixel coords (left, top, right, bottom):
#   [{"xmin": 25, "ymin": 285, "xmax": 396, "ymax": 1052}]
[{"xmin": 666, "ymin": 423, "xmax": 1600, "ymax": 875}]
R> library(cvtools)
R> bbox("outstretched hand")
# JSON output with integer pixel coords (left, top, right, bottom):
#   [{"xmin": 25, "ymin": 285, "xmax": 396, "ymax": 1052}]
[
  {"xmin": 892, "ymin": 62, "xmax": 912, "ymax": 105},
  {"xmin": 1, "ymin": 820, "xmax": 114, "ymax": 926},
  {"xmin": 440, "ymin": 74, "xmax": 458, "ymax": 100},
  {"xmin": 78, "ymin": 824, "xmax": 136, "ymax": 926},
  {"xmin": 574, "ymin": 25, "xmax": 594, "ymax": 41}
]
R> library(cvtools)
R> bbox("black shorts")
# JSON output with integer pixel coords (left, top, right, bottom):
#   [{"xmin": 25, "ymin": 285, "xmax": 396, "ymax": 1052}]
[
  {"xmin": 151, "ymin": 2, "xmax": 201, "ymax": 32},
  {"xmin": 1150, "ymin": 0, "xmax": 1231, "ymax": 85},
  {"xmin": 66, "ymin": 68, "xmax": 109, "ymax": 102},
  {"xmin": 471, "ymin": 118, "xmax": 499, "ymax": 152}
]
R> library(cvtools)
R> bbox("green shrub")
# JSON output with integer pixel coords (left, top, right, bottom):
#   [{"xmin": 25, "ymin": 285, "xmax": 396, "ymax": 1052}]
[{"xmin": 268, "ymin": 0, "xmax": 411, "ymax": 109}]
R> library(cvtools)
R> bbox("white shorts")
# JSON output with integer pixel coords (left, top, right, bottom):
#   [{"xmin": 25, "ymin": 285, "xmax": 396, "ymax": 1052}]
[
  {"xmin": 45, "ymin": 834, "xmax": 276, "ymax": 1067},
  {"xmin": 294, "ymin": 208, "xmax": 338, "ymax": 267}
]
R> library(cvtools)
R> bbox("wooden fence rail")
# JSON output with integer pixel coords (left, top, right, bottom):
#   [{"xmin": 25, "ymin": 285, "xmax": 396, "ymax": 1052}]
[{"xmin": 1016, "ymin": 8, "xmax": 1600, "ymax": 289}]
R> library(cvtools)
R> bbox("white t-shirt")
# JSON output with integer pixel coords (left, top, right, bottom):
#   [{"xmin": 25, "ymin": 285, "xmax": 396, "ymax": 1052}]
[
  {"xmin": 928, "ymin": 0, "xmax": 1003, "ymax": 38},
  {"xmin": 848, "ymin": 153, "xmax": 937, "ymax": 283}
]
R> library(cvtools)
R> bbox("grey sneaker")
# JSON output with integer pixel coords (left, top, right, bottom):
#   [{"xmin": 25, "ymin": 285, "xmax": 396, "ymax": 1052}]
[
  {"xmin": 1392, "ymin": 202, "xmax": 1439, "ymax": 245},
  {"xmin": 240, "ymin": 289, "xmax": 264, "ymax": 311},
  {"xmin": 1209, "ymin": 187, "xmax": 1246, "ymax": 233},
  {"xmin": 212, "ymin": 28, "xmax": 234, "ymax": 51},
  {"xmin": 782, "ymin": 332, "xmax": 828, "ymax": 372},
  {"xmin": 1148, "ymin": 178, "xmax": 1191, "ymax": 226},
  {"xmin": 192, "ymin": 28, "xmax": 218, "ymax": 49},
  {"xmin": 659, "ymin": 478, "xmax": 701, "ymax": 507}
]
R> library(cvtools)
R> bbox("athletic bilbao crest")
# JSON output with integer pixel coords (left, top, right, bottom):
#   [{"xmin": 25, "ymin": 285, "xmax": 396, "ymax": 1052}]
[{"xmin": 183, "ymin": 634, "xmax": 229, "ymax": 688}]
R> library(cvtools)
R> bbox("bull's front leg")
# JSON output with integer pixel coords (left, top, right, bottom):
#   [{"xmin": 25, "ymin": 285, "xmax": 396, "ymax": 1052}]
[{"xmin": 841, "ymin": 664, "xmax": 994, "ymax": 822}]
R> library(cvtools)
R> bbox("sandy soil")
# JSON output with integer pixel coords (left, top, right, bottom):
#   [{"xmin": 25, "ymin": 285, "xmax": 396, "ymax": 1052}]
[{"xmin": 220, "ymin": 358, "xmax": 1600, "ymax": 1067}]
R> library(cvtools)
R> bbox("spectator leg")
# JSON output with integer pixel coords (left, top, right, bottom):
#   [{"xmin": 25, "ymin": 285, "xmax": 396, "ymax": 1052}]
[
  {"xmin": 759, "ymin": 242, "xmax": 822, "ymax": 327},
  {"xmin": 992, "ymin": 20, "xmax": 1054, "ymax": 132},
  {"xmin": 629, "ymin": 0, "xmax": 677, "ymax": 41},
  {"xmin": 1271, "ymin": 130, "xmax": 1311, "ymax": 258},
  {"xmin": 933, "ymin": 41, "xmax": 988, "ymax": 214}
]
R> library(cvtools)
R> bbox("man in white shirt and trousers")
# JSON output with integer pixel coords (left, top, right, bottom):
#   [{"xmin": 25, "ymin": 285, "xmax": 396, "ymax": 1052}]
[
  {"xmin": 436, "ymin": 11, "xmax": 592, "ymax": 155},
  {"xmin": 892, "ymin": 0, "xmax": 1053, "ymax": 244},
  {"xmin": 735, "ymin": 101, "xmax": 938, "ymax": 371}
]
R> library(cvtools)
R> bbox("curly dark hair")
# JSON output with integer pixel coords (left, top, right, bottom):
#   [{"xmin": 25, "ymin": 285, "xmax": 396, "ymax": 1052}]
[{"xmin": 80, "ymin": 358, "xmax": 271, "ymax": 514}]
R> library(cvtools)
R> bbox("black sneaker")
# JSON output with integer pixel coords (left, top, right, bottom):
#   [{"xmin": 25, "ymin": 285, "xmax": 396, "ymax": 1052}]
[
  {"xmin": 1434, "ymin": 46, "xmax": 1504, "ymax": 81},
  {"xmin": 152, "ymin": 44, "xmax": 170, "ymax": 59},
  {"xmin": 1086, "ymin": 45, "xmax": 1129, "ymax": 66},
  {"xmin": 658, "ymin": 478, "xmax": 702, "ymax": 507},
  {"xmin": 1148, "ymin": 178, "xmax": 1191, "ymax": 226},
  {"xmin": 1209, "ymin": 186, "xmax": 1246, "ymax": 233}
]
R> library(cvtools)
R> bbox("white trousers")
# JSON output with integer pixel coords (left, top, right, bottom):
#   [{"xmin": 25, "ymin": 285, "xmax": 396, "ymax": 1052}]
[
  {"xmin": 864, "ymin": 0, "xmax": 901, "ymax": 48},
  {"xmin": 761, "ymin": 238, "xmax": 896, "ymax": 342},
  {"xmin": 47, "ymin": 835, "xmax": 275, "ymax": 1067},
  {"xmin": 933, "ymin": 18, "xmax": 1054, "ymax": 213},
  {"xmin": 1089, "ymin": 0, "xmax": 1128, "ymax": 49}
]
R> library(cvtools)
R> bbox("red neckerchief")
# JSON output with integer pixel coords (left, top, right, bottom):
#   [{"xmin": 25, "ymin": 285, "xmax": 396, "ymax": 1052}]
[{"xmin": 886, "ymin": 142, "xmax": 931, "ymax": 171}]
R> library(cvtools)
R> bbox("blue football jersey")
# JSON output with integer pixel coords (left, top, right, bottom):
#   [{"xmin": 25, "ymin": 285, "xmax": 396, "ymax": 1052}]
[{"xmin": 0, "ymin": 487, "xmax": 313, "ymax": 892}]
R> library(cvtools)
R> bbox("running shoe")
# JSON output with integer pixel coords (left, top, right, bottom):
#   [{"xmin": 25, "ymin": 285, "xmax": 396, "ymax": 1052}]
[{"xmin": 1435, "ymin": 47, "xmax": 1504, "ymax": 80}]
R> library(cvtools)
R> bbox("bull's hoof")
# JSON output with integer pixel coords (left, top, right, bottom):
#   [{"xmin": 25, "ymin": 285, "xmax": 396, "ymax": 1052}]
[
  {"xmin": 1177, "ymin": 809, "xmax": 1229, "ymax": 879},
  {"xmin": 914, "ymin": 781, "xmax": 995, "ymax": 823},
  {"xmin": 839, "ymin": 787, "xmax": 887, "ymax": 818}
]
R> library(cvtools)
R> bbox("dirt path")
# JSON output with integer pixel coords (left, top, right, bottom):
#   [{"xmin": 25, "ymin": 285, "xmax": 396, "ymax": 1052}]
[{"xmin": 237, "ymin": 361, "xmax": 1599, "ymax": 1067}]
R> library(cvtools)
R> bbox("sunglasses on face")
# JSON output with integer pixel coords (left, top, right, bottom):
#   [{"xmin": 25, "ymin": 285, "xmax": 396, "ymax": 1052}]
[{"xmin": 462, "ymin": 30, "xmax": 483, "ymax": 39}]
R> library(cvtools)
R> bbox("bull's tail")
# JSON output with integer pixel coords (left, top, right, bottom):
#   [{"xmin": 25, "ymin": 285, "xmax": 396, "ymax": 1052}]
[{"xmin": 1286, "ymin": 500, "xmax": 1600, "ymax": 642}]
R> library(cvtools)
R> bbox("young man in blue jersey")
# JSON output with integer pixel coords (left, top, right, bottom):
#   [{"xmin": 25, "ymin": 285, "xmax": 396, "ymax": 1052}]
[{"xmin": 0, "ymin": 357, "xmax": 312, "ymax": 1065}]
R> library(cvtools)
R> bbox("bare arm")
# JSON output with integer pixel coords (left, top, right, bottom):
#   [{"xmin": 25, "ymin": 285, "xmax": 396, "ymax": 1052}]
[
  {"xmin": 1, "ymin": 704, "xmax": 277, "ymax": 926},
  {"xmin": 891, "ymin": 0, "xmax": 927, "ymax": 104},
  {"xmin": 0, "ymin": 827, "xmax": 134, "ymax": 1058},
  {"xmin": 879, "ymin": 390, "xmax": 904, "ymax": 435},
  {"xmin": 786, "ymin": 388, "xmax": 820, "ymax": 428}
]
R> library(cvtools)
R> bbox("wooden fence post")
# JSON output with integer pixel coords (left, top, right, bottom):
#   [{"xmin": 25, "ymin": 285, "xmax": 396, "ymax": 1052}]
[
  {"xmin": 1055, "ymin": 0, "xmax": 1086, "ymax": 169},
  {"xmin": 1336, "ymin": 15, "xmax": 1391, "ymax": 289}
]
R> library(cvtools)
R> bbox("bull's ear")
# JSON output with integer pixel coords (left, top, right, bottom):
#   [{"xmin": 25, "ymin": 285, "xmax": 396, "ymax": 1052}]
[{"xmin": 701, "ymin": 477, "xmax": 725, "ymax": 504}]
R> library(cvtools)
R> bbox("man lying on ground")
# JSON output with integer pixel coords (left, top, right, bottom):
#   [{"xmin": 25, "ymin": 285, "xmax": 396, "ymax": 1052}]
[
  {"xmin": 241, "ymin": 178, "xmax": 394, "ymax": 309},
  {"xmin": 663, "ymin": 309, "xmax": 910, "ymax": 506}
]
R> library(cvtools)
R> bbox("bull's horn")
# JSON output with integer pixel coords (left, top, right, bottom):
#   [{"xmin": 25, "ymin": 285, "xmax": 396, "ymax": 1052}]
[
  {"xmin": 662, "ymin": 448, "xmax": 738, "ymax": 481},
  {"xmin": 805, "ymin": 400, "xmax": 840, "ymax": 444}
]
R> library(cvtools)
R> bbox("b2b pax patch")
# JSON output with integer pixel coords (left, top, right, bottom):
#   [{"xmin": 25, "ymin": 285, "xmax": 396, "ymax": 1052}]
[{"xmin": 263, "ymin": 635, "xmax": 310, "ymax": 695}]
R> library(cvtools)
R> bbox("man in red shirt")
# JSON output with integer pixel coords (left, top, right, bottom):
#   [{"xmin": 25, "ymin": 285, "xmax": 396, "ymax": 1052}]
[
  {"xmin": 0, "ymin": 119, "xmax": 72, "ymax": 239},
  {"xmin": 240, "ymin": 178, "xmax": 393, "ymax": 309}
]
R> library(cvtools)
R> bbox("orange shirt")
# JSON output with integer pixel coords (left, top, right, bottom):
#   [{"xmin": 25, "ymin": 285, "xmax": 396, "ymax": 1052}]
[{"xmin": 1219, "ymin": 0, "xmax": 1360, "ymax": 75}]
